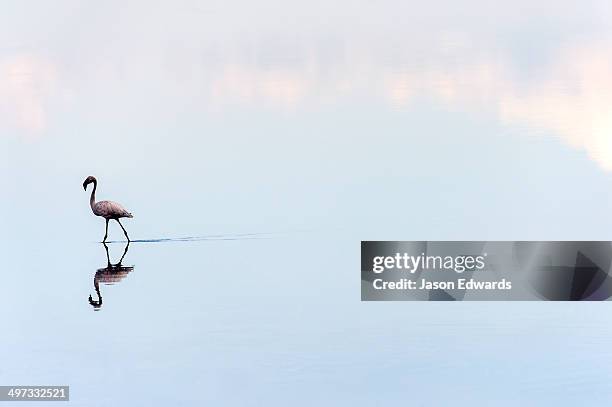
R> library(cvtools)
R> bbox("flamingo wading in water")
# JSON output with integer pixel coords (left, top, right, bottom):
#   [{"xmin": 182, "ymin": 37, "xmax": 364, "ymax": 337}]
[{"xmin": 83, "ymin": 176, "xmax": 133, "ymax": 242}]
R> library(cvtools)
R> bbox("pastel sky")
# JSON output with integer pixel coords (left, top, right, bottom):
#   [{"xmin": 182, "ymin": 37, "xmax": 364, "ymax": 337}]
[{"xmin": 2, "ymin": 0, "xmax": 612, "ymax": 169}]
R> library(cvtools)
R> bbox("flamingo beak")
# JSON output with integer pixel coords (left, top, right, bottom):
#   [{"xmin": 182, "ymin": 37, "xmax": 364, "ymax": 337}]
[{"xmin": 83, "ymin": 182, "xmax": 87, "ymax": 191}]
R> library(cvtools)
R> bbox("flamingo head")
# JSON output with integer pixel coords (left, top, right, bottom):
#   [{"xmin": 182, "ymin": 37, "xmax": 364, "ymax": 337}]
[{"xmin": 83, "ymin": 175, "xmax": 97, "ymax": 191}]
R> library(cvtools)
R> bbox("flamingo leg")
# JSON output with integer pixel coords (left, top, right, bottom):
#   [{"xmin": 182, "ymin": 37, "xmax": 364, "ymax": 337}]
[
  {"xmin": 117, "ymin": 219, "xmax": 130, "ymax": 242},
  {"xmin": 103, "ymin": 219, "xmax": 109, "ymax": 243}
]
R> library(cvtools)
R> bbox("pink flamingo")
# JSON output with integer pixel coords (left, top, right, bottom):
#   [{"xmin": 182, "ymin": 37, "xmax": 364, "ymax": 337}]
[{"xmin": 83, "ymin": 176, "xmax": 133, "ymax": 242}]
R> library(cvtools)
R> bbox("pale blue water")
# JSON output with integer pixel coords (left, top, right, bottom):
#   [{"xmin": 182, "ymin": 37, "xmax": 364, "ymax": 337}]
[{"xmin": 2, "ymin": 1, "xmax": 612, "ymax": 405}]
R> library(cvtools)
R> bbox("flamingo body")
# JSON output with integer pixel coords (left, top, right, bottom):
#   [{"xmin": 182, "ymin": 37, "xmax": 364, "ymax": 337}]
[{"xmin": 92, "ymin": 200, "xmax": 133, "ymax": 219}]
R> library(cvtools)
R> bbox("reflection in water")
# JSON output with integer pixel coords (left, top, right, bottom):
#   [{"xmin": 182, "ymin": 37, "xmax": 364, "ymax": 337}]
[{"xmin": 89, "ymin": 242, "xmax": 134, "ymax": 311}]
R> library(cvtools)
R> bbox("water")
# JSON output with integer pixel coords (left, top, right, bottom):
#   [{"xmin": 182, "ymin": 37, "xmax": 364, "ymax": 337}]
[{"xmin": 2, "ymin": 1, "xmax": 612, "ymax": 405}]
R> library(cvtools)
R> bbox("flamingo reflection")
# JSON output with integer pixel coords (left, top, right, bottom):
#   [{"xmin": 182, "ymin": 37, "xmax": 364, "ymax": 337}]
[{"xmin": 89, "ymin": 242, "xmax": 134, "ymax": 310}]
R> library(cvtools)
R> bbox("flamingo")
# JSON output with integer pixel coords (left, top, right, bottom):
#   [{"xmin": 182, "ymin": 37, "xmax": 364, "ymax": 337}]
[{"xmin": 83, "ymin": 176, "xmax": 133, "ymax": 242}]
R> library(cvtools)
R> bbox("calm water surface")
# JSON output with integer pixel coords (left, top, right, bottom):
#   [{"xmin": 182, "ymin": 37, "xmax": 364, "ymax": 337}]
[{"xmin": 2, "ymin": 1, "xmax": 612, "ymax": 405}]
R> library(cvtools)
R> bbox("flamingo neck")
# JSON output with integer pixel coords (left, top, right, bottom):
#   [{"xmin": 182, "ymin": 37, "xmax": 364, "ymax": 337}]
[{"xmin": 89, "ymin": 180, "xmax": 97, "ymax": 211}]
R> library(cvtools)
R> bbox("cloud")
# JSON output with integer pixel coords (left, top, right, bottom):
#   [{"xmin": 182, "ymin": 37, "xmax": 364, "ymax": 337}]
[
  {"xmin": 383, "ymin": 41, "xmax": 612, "ymax": 171},
  {"xmin": 210, "ymin": 64, "xmax": 312, "ymax": 108},
  {"xmin": 0, "ymin": 55, "xmax": 57, "ymax": 136}
]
